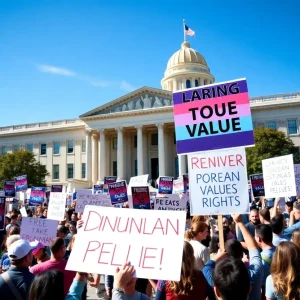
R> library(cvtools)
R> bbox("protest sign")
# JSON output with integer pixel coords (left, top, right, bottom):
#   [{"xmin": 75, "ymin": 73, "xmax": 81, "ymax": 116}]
[
  {"xmin": 4, "ymin": 180, "xmax": 15, "ymax": 197},
  {"xmin": 127, "ymin": 175, "xmax": 149, "ymax": 195},
  {"xmin": 108, "ymin": 181, "xmax": 128, "ymax": 205},
  {"xmin": 29, "ymin": 187, "xmax": 46, "ymax": 206},
  {"xmin": 51, "ymin": 185, "xmax": 63, "ymax": 192},
  {"xmin": 154, "ymin": 194, "xmax": 186, "ymax": 211},
  {"xmin": 0, "ymin": 197, "xmax": 5, "ymax": 229},
  {"xmin": 104, "ymin": 176, "xmax": 117, "ymax": 184},
  {"xmin": 76, "ymin": 193, "xmax": 112, "ymax": 213},
  {"xmin": 66, "ymin": 193, "xmax": 73, "ymax": 206},
  {"xmin": 173, "ymin": 179, "xmax": 184, "ymax": 194},
  {"xmin": 48, "ymin": 192, "xmax": 67, "ymax": 221},
  {"xmin": 188, "ymin": 147, "xmax": 249, "ymax": 215},
  {"xmin": 15, "ymin": 175, "xmax": 28, "ymax": 192},
  {"xmin": 150, "ymin": 192, "xmax": 156, "ymax": 204},
  {"xmin": 66, "ymin": 206, "xmax": 186, "ymax": 281},
  {"xmin": 93, "ymin": 185, "xmax": 104, "ymax": 194},
  {"xmin": 262, "ymin": 154, "xmax": 296, "ymax": 198},
  {"xmin": 294, "ymin": 164, "xmax": 300, "ymax": 196},
  {"xmin": 182, "ymin": 175, "xmax": 189, "ymax": 192},
  {"xmin": 249, "ymin": 173, "xmax": 265, "ymax": 197},
  {"xmin": 20, "ymin": 207, "xmax": 27, "ymax": 217},
  {"xmin": 131, "ymin": 186, "xmax": 150, "ymax": 209},
  {"xmin": 20, "ymin": 217, "xmax": 58, "ymax": 246},
  {"xmin": 172, "ymin": 78, "xmax": 254, "ymax": 154},
  {"xmin": 158, "ymin": 177, "xmax": 173, "ymax": 194}
]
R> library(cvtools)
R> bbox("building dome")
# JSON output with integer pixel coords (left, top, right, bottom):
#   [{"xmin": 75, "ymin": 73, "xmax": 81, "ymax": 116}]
[
  {"xmin": 161, "ymin": 41, "xmax": 215, "ymax": 92},
  {"xmin": 166, "ymin": 41, "xmax": 208, "ymax": 69}
]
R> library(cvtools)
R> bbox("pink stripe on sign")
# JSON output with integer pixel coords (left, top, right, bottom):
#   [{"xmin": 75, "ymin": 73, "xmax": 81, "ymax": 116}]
[
  {"xmin": 174, "ymin": 103, "xmax": 251, "ymax": 126},
  {"xmin": 173, "ymin": 92, "xmax": 249, "ymax": 116}
]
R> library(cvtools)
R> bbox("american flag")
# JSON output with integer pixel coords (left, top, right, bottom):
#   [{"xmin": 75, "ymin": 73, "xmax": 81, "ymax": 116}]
[{"xmin": 185, "ymin": 25, "xmax": 195, "ymax": 37}]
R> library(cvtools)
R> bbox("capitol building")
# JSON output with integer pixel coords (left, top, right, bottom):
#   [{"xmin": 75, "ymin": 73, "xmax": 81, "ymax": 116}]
[{"xmin": 1, "ymin": 41, "xmax": 300, "ymax": 190}]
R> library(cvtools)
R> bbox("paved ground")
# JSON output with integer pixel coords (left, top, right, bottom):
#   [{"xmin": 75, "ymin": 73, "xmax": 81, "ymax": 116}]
[{"xmin": 87, "ymin": 283, "xmax": 106, "ymax": 300}]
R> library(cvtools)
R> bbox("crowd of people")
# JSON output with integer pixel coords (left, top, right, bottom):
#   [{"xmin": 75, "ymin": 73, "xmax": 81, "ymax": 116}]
[{"xmin": 1, "ymin": 195, "xmax": 300, "ymax": 300}]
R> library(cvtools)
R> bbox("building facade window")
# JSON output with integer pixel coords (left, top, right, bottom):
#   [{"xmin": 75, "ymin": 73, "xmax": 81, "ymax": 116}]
[
  {"xmin": 112, "ymin": 137, "xmax": 117, "ymax": 150},
  {"xmin": 151, "ymin": 133, "xmax": 158, "ymax": 146},
  {"xmin": 53, "ymin": 165, "xmax": 59, "ymax": 180},
  {"xmin": 113, "ymin": 161, "xmax": 117, "ymax": 176},
  {"xmin": 67, "ymin": 141, "xmax": 74, "ymax": 154},
  {"xmin": 195, "ymin": 79, "xmax": 199, "ymax": 87},
  {"xmin": 266, "ymin": 121, "xmax": 276, "ymax": 130},
  {"xmin": 134, "ymin": 135, "xmax": 137, "ymax": 148},
  {"xmin": 288, "ymin": 120, "xmax": 298, "ymax": 135},
  {"xmin": 40, "ymin": 144, "xmax": 46, "ymax": 155},
  {"xmin": 186, "ymin": 79, "xmax": 191, "ymax": 88},
  {"xmin": 81, "ymin": 140, "xmax": 86, "ymax": 153},
  {"xmin": 13, "ymin": 145, "xmax": 20, "ymax": 152},
  {"xmin": 81, "ymin": 163, "xmax": 86, "ymax": 179},
  {"xmin": 67, "ymin": 163, "xmax": 74, "ymax": 179},
  {"xmin": 53, "ymin": 142, "xmax": 60, "ymax": 155},
  {"xmin": 26, "ymin": 144, "xmax": 33, "ymax": 151},
  {"xmin": 1, "ymin": 146, "xmax": 7, "ymax": 155}
]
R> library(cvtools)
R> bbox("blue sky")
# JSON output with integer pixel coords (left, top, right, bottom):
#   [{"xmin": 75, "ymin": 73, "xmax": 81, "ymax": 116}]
[{"xmin": 0, "ymin": 0, "xmax": 299, "ymax": 126}]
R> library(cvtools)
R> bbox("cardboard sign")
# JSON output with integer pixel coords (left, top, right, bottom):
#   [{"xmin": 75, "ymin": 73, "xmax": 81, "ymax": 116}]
[
  {"xmin": 0, "ymin": 197, "xmax": 5, "ymax": 230},
  {"xmin": 108, "ymin": 181, "xmax": 128, "ymax": 205},
  {"xmin": 262, "ymin": 154, "xmax": 296, "ymax": 198},
  {"xmin": 127, "ymin": 175, "xmax": 149, "ymax": 195},
  {"xmin": 188, "ymin": 147, "xmax": 249, "ymax": 215},
  {"xmin": 154, "ymin": 194, "xmax": 186, "ymax": 211},
  {"xmin": 182, "ymin": 175, "xmax": 189, "ymax": 192},
  {"xmin": 66, "ymin": 206, "xmax": 186, "ymax": 281},
  {"xmin": 20, "ymin": 207, "xmax": 27, "ymax": 217},
  {"xmin": 48, "ymin": 192, "xmax": 67, "ymax": 221},
  {"xmin": 173, "ymin": 179, "xmax": 184, "ymax": 194},
  {"xmin": 4, "ymin": 180, "xmax": 15, "ymax": 197},
  {"xmin": 29, "ymin": 187, "xmax": 46, "ymax": 206},
  {"xmin": 158, "ymin": 177, "xmax": 173, "ymax": 194},
  {"xmin": 131, "ymin": 186, "xmax": 150, "ymax": 209},
  {"xmin": 51, "ymin": 185, "xmax": 63, "ymax": 192},
  {"xmin": 15, "ymin": 175, "xmax": 28, "ymax": 192},
  {"xmin": 20, "ymin": 217, "xmax": 58, "ymax": 246},
  {"xmin": 249, "ymin": 173, "xmax": 265, "ymax": 197},
  {"xmin": 294, "ymin": 164, "xmax": 300, "ymax": 196},
  {"xmin": 172, "ymin": 78, "xmax": 254, "ymax": 154},
  {"xmin": 76, "ymin": 193, "xmax": 112, "ymax": 213},
  {"xmin": 93, "ymin": 185, "xmax": 104, "ymax": 194}
]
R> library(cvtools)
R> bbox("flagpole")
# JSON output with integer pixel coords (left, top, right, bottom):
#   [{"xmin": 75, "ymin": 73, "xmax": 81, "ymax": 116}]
[{"xmin": 183, "ymin": 19, "xmax": 186, "ymax": 42}]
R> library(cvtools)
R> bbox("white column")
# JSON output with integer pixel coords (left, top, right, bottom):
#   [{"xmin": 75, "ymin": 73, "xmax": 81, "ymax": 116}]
[
  {"xmin": 178, "ymin": 155, "xmax": 187, "ymax": 176},
  {"xmin": 85, "ymin": 130, "xmax": 92, "ymax": 183},
  {"xmin": 117, "ymin": 128, "xmax": 124, "ymax": 180},
  {"xmin": 173, "ymin": 79, "xmax": 177, "ymax": 91},
  {"xmin": 200, "ymin": 78, "xmax": 204, "ymax": 86},
  {"xmin": 91, "ymin": 132, "xmax": 98, "ymax": 183},
  {"xmin": 181, "ymin": 79, "xmax": 185, "ymax": 89},
  {"xmin": 136, "ymin": 126, "xmax": 144, "ymax": 175},
  {"xmin": 98, "ymin": 130, "xmax": 106, "ymax": 182},
  {"xmin": 157, "ymin": 124, "xmax": 166, "ymax": 176},
  {"xmin": 191, "ymin": 77, "xmax": 195, "ymax": 87}
]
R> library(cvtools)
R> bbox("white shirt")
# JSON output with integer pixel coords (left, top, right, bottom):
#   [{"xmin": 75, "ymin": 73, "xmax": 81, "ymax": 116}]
[{"xmin": 188, "ymin": 239, "xmax": 209, "ymax": 270}]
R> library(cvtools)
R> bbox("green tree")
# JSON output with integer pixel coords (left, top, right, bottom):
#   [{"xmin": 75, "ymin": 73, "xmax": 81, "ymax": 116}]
[
  {"xmin": 0, "ymin": 149, "xmax": 49, "ymax": 188},
  {"xmin": 246, "ymin": 127, "xmax": 300, "ymax": 175}
]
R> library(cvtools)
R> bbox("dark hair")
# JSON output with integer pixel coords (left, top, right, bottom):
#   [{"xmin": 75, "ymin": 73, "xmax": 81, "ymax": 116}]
[
  {"xmin": 10, "ymin": 214, "xmax": 18, "ymax": 220},
  {"xmin": 57, "ymin": 226, "xmax": 68, "ymax": 235},
  {"xmin": 209, "ymin": 231, "xmax": 227, "ymax": 254},
  {"xmin": 213, "ymin": 258, "xmax": 250, "ymax": 300},
  {"xmin": 50, "ymin": 237, "xmax": 65, "ymax": 254},
  {"xmin": 8, "ymin": 226, "xmax": 20, "ymax": 236},
  {"xmin": 270, "ymin": 215, "xmax": 284, "ymax": 234},
  {"xmin": 259, "ymin": 208, "xmax": 270, "ymax": 222},
  {"xmin": 293, "ymin": 202, "xmax": 300, "ymax": 210},
  {"xmin": 255, "ymin": 224, "xmax": 273, "ymax": 244},
  {"xmin": 225, "ymin": 240, "xmax": 243, "ymax": 259},
  {"xmin": 29, "ymin": 269, "xmax": 64, "ymax": 300},
  {"xmin": 26, "ymin": 209, "xmax": 33, "ymax": 217}
]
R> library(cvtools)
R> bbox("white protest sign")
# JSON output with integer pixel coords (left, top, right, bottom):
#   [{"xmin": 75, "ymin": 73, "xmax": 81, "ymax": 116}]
[
  {"xmin": 173, "ymin": 179, "xmax": 184, "ymax": 194},
  {"xmin": 66, "ymin": 206, "xmax": 186, "ymax": 281},
  {"xmin": 262, "ymin": 154, "xmax": 296, "ymax": 198},
  {"xmin": 154, "ymin": 194, "xmax": 186, "ymax": 211},
  {"xmin": 76, "ymin": 193, "xmax": 112, "ymax": 213},
  {"xmin": 20, "ymin": 217, "xmax": 58, "ymax": 246},
  {"xmin": 76, "ymin": 189, "xmax": 92, "ymax": 197},
  {"xmin": 188, "ymin": 147, "xmax": 249, "ymax": 215},
  {"xmin": 48, "ymin": 192, "xmax": 67, "ymax": 221},
  {"xmin": 20, "ymin": 207, "xmax": 27, "ymax": 217},
  {"xmin": 294, "ymin": 164, "xmax": 300, "ymax": 196},
  {"xmin": 127, "ymin": 175, "xmax": 149, "ymax": 195}
]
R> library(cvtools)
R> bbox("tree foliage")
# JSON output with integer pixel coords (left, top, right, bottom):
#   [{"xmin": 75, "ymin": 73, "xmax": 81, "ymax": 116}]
[
  {"xmin": 0, "ymin": 150, "xmax": 49, "ymax": 188},
  {"xmin": 246, "ymin": 127, "xmax": 300, "ymax": 175}
]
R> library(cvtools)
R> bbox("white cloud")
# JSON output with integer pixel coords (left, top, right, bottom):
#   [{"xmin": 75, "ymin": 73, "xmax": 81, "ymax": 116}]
[
  {"xmin": 37, "ymin": 64, "xmax": 77, "ymax": 77},
  {"xmin": 120, "ymin": 80, "xmax": 136, "ymax": 92},
  {"xmin": 90, "ymin": 80, "xmax": 112, "ymax": 87}
]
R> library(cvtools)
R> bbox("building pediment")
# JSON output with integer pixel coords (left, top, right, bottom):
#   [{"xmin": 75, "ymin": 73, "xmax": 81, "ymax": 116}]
[{"xmin": 80, "ymin": 86, "xmax": 172, "ymax": 118}]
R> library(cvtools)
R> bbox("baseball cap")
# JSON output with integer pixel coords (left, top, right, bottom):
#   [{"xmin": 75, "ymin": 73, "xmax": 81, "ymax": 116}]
[
  {"xmin": 30, "ymin": 241, "xmax": 45, "ymax": 256},
  {"xmin": 8, "ymin": 239, "xmax": 35, "ymax": 261}
]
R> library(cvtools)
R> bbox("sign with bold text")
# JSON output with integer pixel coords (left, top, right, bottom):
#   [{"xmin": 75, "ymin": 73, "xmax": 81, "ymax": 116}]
[
  {"xmin": 15, "ymin": 175, "xmax": 28, "ymax": 192},
  {"xmin": 131, "ymin": 186, "xmax": 150, "ymax": 209},
  {"xmin": 48, "ymin": 192, "xmax": 67, "ymax": 221},
  {"xmin": 154, "ymin": 194, "xmax": 186, "ymax": 211},
  {"xmin": 76, "ymin": 193, "xmax": 112, "ymax": 213},
  {"xmin": 4, "ymin": 181, "xmax": 15, "ymax": 197},
  {"xmin": 108, "ymin": 181, "xmax": 128, "ymax": 205},
  {"xmin": 250, "ymin": 173, "xmax": 265, "ymax": 197},
  {"xmin": 127, "ymin": 175, "xmax": 149, "ymax": 195},
  {"xmin": 158, "ymin": 177, "xmax": 173, "ymax": 194}
]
